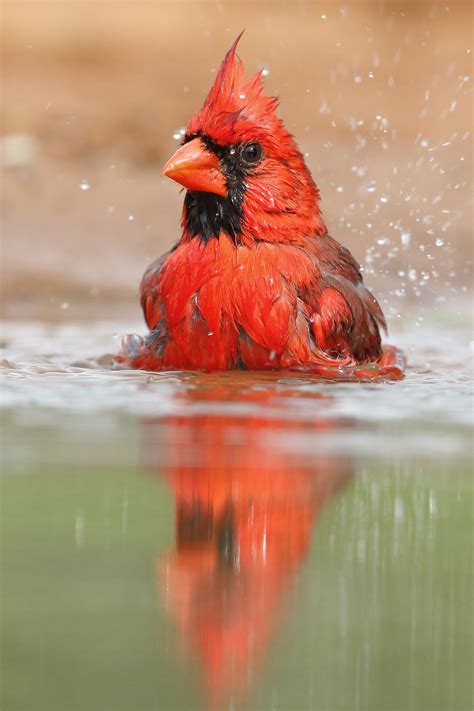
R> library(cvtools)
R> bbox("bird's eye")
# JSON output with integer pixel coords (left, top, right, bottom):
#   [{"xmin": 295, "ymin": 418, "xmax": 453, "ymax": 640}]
[{"xmin": 241, "ymin": 142, "xmax": 263, "ymax": 165}]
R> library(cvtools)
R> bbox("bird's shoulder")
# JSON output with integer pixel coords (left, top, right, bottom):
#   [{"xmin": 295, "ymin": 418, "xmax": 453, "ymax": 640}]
[{"xmin": 303, "ymin": 232, "xmax": 363, "ymax": 284}]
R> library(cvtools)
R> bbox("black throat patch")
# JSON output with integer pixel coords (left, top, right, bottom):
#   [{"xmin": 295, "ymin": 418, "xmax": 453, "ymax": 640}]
[
  {"xmin": 184, "ymin": 190, "xmax": 244, "ymax": 243},
  {"xmin": 183, "ymin": 134, "xmax": 249, "ymax": 243}
]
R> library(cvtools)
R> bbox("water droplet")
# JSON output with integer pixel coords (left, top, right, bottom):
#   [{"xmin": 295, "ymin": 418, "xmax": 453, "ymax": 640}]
[
  {"xmin": 365, "ymin": 181, "xmax": 377, "ymax": 193},
  {"xmin": 353, "ymin": 75, "xmax": 362, "ymax": 84},
  {"xmin": 61, "ymin": 302, "xmax": 70, "ymax": 310},
  {"xmin": 128, "ymin": 214, "xmax": 135, "ymax": 221},
  {"xmin": 319, "ymin": 99, "xmax": 330, "ymax": 114},
  {"xmin": 435, "ymin": 238, "xmax": 444, "ymax": 247},
  {"xmin": 261, "ymin": 67, "xmax": 270, "ymax": 77},
  {"xmin": 336, "ymin": 185, "xmax": 344, "ymax": 193},
  {"xmin": 408, "ymin": 268, "xmax": 417, "ymax": 282},
  {"xmin": 239, "ymin": 93, "xmax": 246, "ymax": 100},
  {"xmin": 401, "ymin": 231, "xmax": 411, "ymax": 246},
  {"xmin": 79, "ymin": 179, "xmax": 90, "ymax": 191},
  {"xmin": 171, "ymin": 127, "xmax": 186, "ymax": 141},
  {"xmin": 207, "ymin": 331, "xmax": 214, "ymax": 337},
  {"xmin": 380, "ymin": 195, "xmax": 389, "ymax": 204}
]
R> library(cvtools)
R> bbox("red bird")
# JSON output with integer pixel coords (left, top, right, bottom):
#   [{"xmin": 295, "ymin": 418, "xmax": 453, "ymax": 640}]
[{"xmin": 117, "ymin": 36, "xmax": 403, "ymax": 380}]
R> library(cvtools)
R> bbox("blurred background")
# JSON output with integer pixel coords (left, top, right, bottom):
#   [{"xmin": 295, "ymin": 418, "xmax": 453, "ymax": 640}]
[{"xmin": 2, "ymin": 0, "xmax": 472, "ymax": 324}]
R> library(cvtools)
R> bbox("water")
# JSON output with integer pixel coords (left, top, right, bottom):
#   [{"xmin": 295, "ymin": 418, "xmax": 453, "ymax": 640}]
[{"xmin": 1, "ymin": 315, "xmax": 472, "ymax": 711}]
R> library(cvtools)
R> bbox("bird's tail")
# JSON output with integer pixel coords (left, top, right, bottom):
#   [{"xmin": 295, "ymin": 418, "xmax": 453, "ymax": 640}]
[{"xmin": 114, "ymin": 333, "xmax": 162, "ymax": 370}]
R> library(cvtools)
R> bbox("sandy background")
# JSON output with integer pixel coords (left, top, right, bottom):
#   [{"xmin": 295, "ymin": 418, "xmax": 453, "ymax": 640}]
[{"xmin": 1, "ymin": 0, "xmax": 472, "ymax": 322}]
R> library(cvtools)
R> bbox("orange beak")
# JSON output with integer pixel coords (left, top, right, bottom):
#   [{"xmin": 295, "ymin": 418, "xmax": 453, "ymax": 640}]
[{"xmin": 161, "ymin": 137, "xmax": 228, "ymax": 198}]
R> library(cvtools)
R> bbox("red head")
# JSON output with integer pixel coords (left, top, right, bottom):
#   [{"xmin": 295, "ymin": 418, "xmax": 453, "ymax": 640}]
[{"xmin": 162, "ymin": 35, "xmax": 326, "ymax": 245}]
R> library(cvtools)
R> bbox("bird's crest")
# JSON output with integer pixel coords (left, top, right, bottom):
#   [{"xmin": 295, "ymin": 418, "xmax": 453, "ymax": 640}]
[{"xmin": 187, "ymin": 33, "xmax": 280, "ymax": 142}]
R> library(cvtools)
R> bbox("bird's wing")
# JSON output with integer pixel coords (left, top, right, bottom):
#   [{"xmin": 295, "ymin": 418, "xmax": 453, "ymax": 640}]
[
  {"xmin": 300, "ymin": 234, "xmax": 386, "ymax": 361},
  {"xmin": 227, "ymin": 239, "xmax": 385, "ymax": 366},
  {"xmin": 140, "ymin": 252, "xmax": 170, "ymax": 330}
]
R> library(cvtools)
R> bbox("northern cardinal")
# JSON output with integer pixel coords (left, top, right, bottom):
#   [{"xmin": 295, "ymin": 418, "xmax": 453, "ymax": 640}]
[{"xmin": 117, "ymin": 35, "xmax": 404, "ymax": 380}]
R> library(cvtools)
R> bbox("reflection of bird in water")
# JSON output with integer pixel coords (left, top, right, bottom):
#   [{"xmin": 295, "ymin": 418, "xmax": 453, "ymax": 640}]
[{"xmin": 141, "ymin": 377, "xmax": 353, "ymax": 706}]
